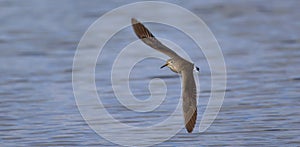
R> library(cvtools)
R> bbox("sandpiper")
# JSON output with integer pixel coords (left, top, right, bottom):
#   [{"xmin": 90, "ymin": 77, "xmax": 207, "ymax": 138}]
[{"xmin": 131, "ymin": 18, "xmax": 199, "ymax": 133}]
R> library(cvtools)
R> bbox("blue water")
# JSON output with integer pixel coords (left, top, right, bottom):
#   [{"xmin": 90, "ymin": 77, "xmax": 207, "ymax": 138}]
[{"xmin": 1, "ymin": 0, "xmax": 299, "ymax": 146}]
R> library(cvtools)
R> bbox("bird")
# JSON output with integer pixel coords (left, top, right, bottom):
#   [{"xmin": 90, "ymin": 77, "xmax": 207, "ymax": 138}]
[{"xmin": 131, "ymin": 18, "xmax": 199, "ymax": 133}]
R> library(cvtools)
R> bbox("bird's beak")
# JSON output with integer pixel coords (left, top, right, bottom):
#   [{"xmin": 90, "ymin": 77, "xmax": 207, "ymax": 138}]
[{"xmin": 160, "ymin": 63, "xmax": 168, "ymax": 69}]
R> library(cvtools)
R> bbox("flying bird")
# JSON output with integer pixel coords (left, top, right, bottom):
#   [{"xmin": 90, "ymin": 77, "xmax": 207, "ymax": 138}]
[{"xmin": 131, "ymin": 18, "xmax": 199, "ymax": 133}]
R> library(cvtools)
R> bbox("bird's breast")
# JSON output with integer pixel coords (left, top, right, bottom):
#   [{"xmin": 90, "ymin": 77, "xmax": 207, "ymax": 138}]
[{"xmin": 169, "ymin": 67, "xmax": 178, "ymax": 73}]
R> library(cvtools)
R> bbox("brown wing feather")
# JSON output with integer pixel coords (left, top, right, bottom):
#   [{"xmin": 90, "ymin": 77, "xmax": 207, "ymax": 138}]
[
  {"xmin": 131, "ymin": 18, "xmax": 179, "ymax": 58},
  {"xmin": 131, "ymin": 18, "xmax": 154, "ymax": 39}
]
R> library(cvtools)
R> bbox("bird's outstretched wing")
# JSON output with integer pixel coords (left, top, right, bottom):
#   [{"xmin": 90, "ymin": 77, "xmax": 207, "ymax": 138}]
[
  {"xmin": 182, "ymin": 68, "xmax": 197, "ymax": 133},
  {"xmin": 131, "ymin": 18, "xmax": 179, "ymax": 58}
]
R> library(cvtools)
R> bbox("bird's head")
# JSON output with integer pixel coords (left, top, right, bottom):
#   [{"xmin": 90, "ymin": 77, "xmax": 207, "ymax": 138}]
[{"xmin": 160, "ymin": 59, "xmax": 178, "ymax": 73}]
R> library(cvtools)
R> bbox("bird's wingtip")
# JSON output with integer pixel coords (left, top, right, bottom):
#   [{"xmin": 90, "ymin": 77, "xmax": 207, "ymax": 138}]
[
  {"xmin": 131, "ymin": 18, "xmax": 138, "ymax": 24},
  {"xmin": 187, "ymin": 128, "xmax": 193, "ymax": 133}
]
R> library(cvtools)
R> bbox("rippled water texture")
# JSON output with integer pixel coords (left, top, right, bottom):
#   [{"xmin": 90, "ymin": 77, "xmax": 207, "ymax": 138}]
[{"xmin": 1, "ymin": 0, "xmax": 299, "ymax": 146}]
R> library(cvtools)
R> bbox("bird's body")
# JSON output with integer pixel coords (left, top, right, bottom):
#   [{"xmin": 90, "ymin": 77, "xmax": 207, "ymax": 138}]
[{"xmin": 131, "ymin": 18, "xmax": 198, "ymax": 133}]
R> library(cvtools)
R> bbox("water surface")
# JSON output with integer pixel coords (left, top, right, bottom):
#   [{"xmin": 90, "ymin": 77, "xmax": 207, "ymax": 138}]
[{"xmin": 1, "ymin": 0, "xmax": 299, "ymax": 146}]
